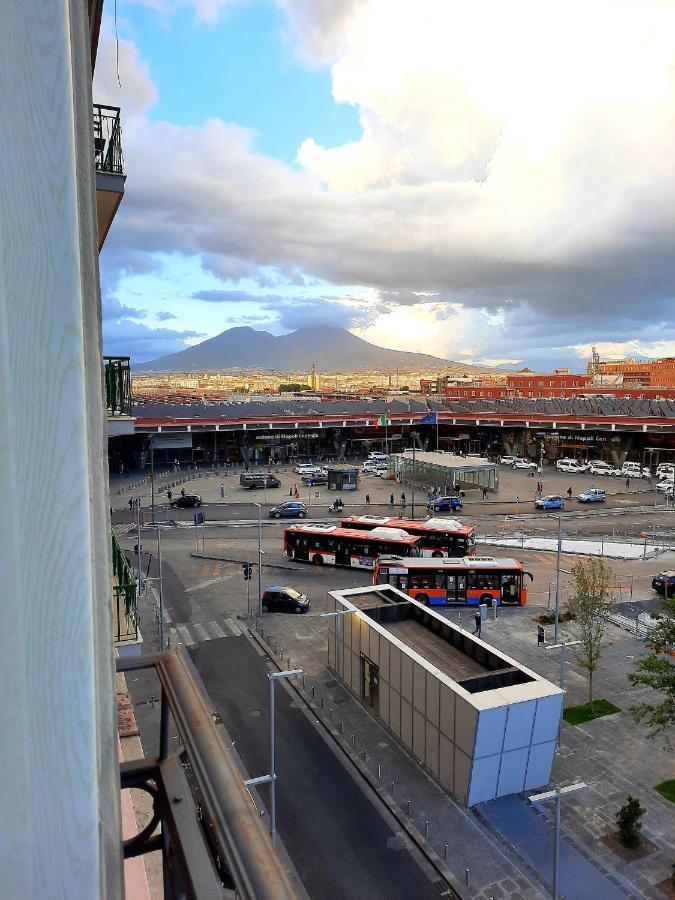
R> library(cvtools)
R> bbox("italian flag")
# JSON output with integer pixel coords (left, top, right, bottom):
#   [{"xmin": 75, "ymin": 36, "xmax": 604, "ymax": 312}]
[{"xmin": 377, "ymin": 415, "xmax": 389, "ymax": 425}]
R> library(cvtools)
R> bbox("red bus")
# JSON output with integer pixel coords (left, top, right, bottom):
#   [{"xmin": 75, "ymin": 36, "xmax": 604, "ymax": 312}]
[
  {"xmin": 340, "ymin": 515, "xmax": 476, "ymax": 557},
  {"xmin": 284, "ymin": 523, "xmax": 421, "ymax": 569},
  {"xmin": 373, "ymin": 556, "xmax": 532, "ymax": 606}
]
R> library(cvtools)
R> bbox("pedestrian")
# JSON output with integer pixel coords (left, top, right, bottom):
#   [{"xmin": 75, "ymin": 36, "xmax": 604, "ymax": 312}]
[
  {"xmin": 245, "ymin": 461, "xmax": 249, "ymax": 472},
  {"xmin": 289, "ymin": 486, "xmax": 293, "ymax": 496},
  {"xmin": 294, "ymin": 488, "xmax": 300, "ymax": 500},
  {"xmin": 128, "ymin": 497, "xmax": 133, "ymax": 511},
  {"xmin": 454, "ymin": 481, "xmax": 460, "ymax": 496},
  {"xmin": 181, "ymin": 488, "xmax": 185, "ymax": 497},
  {"xmin": 390, "ymin": 493, "xmax": 395, "ymax": 507},
  {"xmin": 625, "ymin": 476, "xmax": 630, "ymax": 490},
  {"xmin": 365, "ymin": 493, "xmax": 371, "ymax": 506},
  {"xmin": 473, "ymin": 609, "xmax": 482, "ymax": 636},
  {"xmin": 537, "ymin": 623, "xmax": 545, "ymax": 647},
  {"xmin": 515, "ymin": 495, "xmax": 520, "ymax": 505},
  {"xmin": 567, "ymin": 485, "xmax": 573, "ymax": 499},
  {"xmin": 167, "ymin": 489, "xmax": 172, "ymax": 503},
  {"xmin": 220, "ymin": 483, "xmax": 224, "ymax": 498},
  {"xmin": 482, "ymin": 486, "xmax": 488, "ymax": 500}
]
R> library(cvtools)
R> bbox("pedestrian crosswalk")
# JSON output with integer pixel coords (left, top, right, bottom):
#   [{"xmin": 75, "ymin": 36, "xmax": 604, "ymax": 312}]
[{"xmin": 173, "ymin": 617, "xmax": 243, "ymax": 648}]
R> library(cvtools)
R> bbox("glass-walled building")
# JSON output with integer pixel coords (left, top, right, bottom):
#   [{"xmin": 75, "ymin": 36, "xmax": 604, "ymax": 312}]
[{"xmin": 389, "ymin": 451, "xmax": 498, "ymax": 493}]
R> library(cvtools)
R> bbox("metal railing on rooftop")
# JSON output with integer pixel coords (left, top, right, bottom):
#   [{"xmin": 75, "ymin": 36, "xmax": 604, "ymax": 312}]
[
  {"xmin": 112, "ymin": 530, "xmax": 138, "ymax": 643},
  {"xmin": 104, "ymin": 355, "xmax": 132, "ymax": 416},
  {"xmin": 117, "ymin": 650, "xmax": 298, "ymax": 900},
  {"xmin": 93, "ymin": 103, "xmax": 124, "ymax": 175}
]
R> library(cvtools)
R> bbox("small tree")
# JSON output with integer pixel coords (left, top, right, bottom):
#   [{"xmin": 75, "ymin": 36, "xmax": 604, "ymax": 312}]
[
  {"xmin": 571, "ymin": 558, "xmax": 615, "ymax": 707},
  {"xmin": 616, "ymin": 796, "xmax": 646, "ymax": 848},
  {"xmin": 628, "ymin": 595, "xmax": 675, "ymax": 745}
]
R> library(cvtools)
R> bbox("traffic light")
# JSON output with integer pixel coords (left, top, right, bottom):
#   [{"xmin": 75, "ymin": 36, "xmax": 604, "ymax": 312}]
[{"xmin": 242, "ymin": 563, "xmax": 253, "ymax": 581}]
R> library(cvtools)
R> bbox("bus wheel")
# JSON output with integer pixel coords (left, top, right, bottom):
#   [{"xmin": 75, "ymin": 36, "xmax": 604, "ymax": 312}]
[
  {"xmin": 312, "ymin": 554, "xmax": 324, "ymax": 565},
  {"xmin": 417, "ymin": 594, "xmax": 429, "ymax": 606},
  {"xmin": 432, "ymin": 551, "xmax": 443, "ymax": 558},
  {"xmin": 480, "ymin": 593, "xmax": 493, "ymax": 606}
]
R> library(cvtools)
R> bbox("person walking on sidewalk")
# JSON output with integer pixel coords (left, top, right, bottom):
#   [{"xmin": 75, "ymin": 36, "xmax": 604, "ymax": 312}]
[
  {"xmin": 567, "ymin": 485, "xmax": 573, "ymax": 499},
  {"xmin": 625, "ymin": 475, "xmax": 630, "ymax": 490},
  {"xmin": 482, "ymin": 486, "xmax": 489, "ymax": 500},
  {"xmin": 473, "ymin": 609, "xmax": 482, "ymax": 637},
  {"xmin": 365, "ymin": 493, "xmax": 371, "ymax": 506},
  {"xmin": 167, "ymin": 489, "xmax": 172, "ymax": 503},
  {"xmin": 390, "ymin": 493, "xmax": 395, "ymax": 507},
  {"xmin": 537, "ymin": 623, "xmax": 545, "ymax": 647}
]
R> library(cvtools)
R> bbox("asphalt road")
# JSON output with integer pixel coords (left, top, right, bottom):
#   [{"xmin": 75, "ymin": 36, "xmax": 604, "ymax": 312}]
[{"xmin": 191, "ymin": 636, "xmax": 445, "ymax": 900}]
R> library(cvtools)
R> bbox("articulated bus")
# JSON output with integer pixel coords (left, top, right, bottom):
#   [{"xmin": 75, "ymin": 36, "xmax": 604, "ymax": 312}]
[
  {"xmin": 284, "ymin": 523, "xmax": 421, "ymax": 569},
  {"xmin": 340, "ymin": 515, "xmax": 476, "ymax": 557},
  {"xmin": 373, "ymin": 556, "xmax": 532, "ymax": 606}
]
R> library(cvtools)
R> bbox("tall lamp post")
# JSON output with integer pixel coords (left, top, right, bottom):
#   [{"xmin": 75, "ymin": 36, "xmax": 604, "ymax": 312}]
[
  {"xmin": 528, "ymin": 782, "xmax": 586, "ymax": 899},
  {"xmin": 254, "ymin": 502, "xmax": 263, "ymax": 616},
  {"xmin": 545, "ymin": 638, "xmax": 581, "ymax": 746},
  {"xmin": 411, "ymin": 431, "xmax": 419, "ymax": 518}
]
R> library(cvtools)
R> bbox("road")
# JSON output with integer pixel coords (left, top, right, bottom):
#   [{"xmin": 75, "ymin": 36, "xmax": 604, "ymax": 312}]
[{"xmin": 191, "ymin": 636, "xmax": 447, "ymax": 900}]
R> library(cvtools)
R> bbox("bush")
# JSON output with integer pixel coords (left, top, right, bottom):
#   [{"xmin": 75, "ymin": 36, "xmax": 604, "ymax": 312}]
[
  {"xmin": 536, "ymin": 610, "xmax": 576, "ymax": 625},
  {"xmin": 616, "ymin": 796, "xmax": 646, "ymax": 848}
]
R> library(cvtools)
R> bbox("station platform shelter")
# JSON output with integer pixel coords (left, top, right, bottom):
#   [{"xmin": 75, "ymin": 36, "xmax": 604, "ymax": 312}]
[{"xmin": 389, "ymin": 451, "xmax": 498, "ymax": 494}]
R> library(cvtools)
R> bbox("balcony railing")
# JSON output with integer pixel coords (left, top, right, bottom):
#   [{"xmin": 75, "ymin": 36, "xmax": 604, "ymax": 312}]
[
  {"xmin": 104, "ymin": 355, "xmax": 132, "ymax": 416},
  {"xmin": 117, "ymin": 651, "xmax": 298, "ymax": 900},
  {"xmin": 112, "ymin": 530, "xmax": 138, "ymax": 643},
  {"xmin": 93, "ymin": 103, "xmax": 124, "ymax": 175}
]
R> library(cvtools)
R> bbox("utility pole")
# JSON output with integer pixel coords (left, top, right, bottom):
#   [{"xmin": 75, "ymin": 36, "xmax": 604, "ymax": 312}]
[
  {"xmin": 553, "ymin": 515, "xmax": 562, "ymax": 641},
  {"xmin": 254, "ymin": 502, "xmax": 263, "ymax": 616},
  {"xmin": 156, "ymin": 523, "xmax": 164, "ymax": 650},
  {"xmin": 546, "ymin": 639, "xmax": 581, "ymax": 745},
  {"xmin": 134, "ymin": 497, "xmax": 142, "ymax": 594},
  {"xmin": 411, "ymin": 431, "xmax": 419, "ymax": 518},
  {"xmin": 150, "ymin": 440, "xmax": 155, "ymax": 524}
]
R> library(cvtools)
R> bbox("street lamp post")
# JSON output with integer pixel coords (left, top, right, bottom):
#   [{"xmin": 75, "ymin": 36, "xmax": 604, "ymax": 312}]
[
  {"xmin": 411, "ymin": 431, "xmax": 419, "ymax": 518},
  {"xmin": 254, "ymin": 502, "xmax": 263, "ymax": 616},
  {"xmin": 267, "ymin": 669, "xmax": 302, "ymax": 844},
  {"xmin": 553, "ymin": 515, "xmax": 563, "ymax": 641},
  {"xmin": 529, "ymin": 783, "xmax": 586, "ymax": 899},
  {"xmin": 150, "ymin": 440, "xmax": 155, "ymax": 524},
  {"xmin": 545, "ymin": 639, "xmax": 581, "ymax": 746},
  {"xmin": 156, "ymin": 523, "xmax": 165, "ymax": 650}
]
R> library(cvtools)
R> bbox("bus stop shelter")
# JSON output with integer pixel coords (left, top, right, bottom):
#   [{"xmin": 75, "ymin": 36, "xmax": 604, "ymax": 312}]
[
  {"xmin": 327, "ymin": 465, "xmax": 359, "ymax": 491},
  {"xmin": 390, "ymin": 451, "xmax": 498, "ymax": 493}
]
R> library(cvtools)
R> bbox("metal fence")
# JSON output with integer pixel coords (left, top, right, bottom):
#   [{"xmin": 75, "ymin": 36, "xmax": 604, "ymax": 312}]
[
  {"xmin": 112, "ymin": 529, "xmax": 137, "ymax": 643},
  {"xmin": 93, "ymin": 103, "xmax": 124, "ymax": 175}
]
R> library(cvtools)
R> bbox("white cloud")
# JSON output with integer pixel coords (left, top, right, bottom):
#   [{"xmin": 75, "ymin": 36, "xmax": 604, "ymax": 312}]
[{"xmin": 102, "ymin": 1, "xmax": 675, "ymax": 367}]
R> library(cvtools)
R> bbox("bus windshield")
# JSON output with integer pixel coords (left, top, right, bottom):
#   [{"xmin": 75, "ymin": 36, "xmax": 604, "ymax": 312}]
[
  {"xmin": 373, "ymin": 556, "xmax": 530, "ymax": 606},
  {"xmin": 340, "ymin": 516, "xmax": 476, "ymax": 557}
]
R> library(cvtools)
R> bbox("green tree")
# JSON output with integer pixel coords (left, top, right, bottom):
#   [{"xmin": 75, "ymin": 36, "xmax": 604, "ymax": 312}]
[
  {"xmin": 278, "ymin": 383, "xmax": 310, "ymax": 393},
  {"xmin": 616, "ymin": 796, "xmax": 646, "ymax": 848},
  {"xmin": 628, "ymin": 595, "xmax": 675, "ymax": 744},
  {"xmin": 571, "ymin": 558, "xmax": 616, "ymax": 707}
]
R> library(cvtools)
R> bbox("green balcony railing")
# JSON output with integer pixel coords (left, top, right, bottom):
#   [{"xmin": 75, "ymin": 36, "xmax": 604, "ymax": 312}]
[
  {"xmin": 112, "ymin": 530, "xmax": 138, "ymax": 643},
  {"xmin": 93, "ymin": 104, "xmax": 124, "ymax": 175},
  {"xmin": 104, "ymin": 355, "xmax": 132, "ymax": 416}
]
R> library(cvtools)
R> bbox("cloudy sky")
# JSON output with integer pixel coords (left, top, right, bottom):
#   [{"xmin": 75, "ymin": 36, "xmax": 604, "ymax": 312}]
[{"xmin": 96, "ymin": 0, "xmax": 675, "ymax": 368}]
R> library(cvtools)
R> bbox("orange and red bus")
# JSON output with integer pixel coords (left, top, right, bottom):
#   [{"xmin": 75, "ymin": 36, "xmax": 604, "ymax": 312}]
[
  {"xmin": 373, "ymin": 556, "xmax": 532, "ymax": 606},
  {"xmin": 340, "ymin": 515, "xmax": 476, "ymax": 557},
  {"xmin": 284, "ymin": 523, "xmax": 421, "ymax": 569}
]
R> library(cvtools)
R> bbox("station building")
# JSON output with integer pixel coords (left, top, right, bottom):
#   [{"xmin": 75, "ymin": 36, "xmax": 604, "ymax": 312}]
[{"xmin": 328, "ymin": 585, "xmax": 563, "ymax": 807}]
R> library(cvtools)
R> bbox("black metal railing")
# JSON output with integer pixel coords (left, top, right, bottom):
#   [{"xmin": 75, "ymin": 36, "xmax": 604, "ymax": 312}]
[
  {"xmin": 93, "ymin": 103, "xmax": 124, "ymax": 175},
  {"xmin": 117, "ymin": 651, "xmax": 298, "ymax": 900},
  {"xmin": 104, "ymin": 355, "xmax": 132, "ymax": 416},
  {"xmin": 112, "ymin": 530, "xmax": 137, "ymax": 642}
]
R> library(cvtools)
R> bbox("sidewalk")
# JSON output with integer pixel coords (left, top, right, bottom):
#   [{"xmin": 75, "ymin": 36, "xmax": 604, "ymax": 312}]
[{"xmin": 250, "ymin": 617, "xmax": 547, "ymax": 900}]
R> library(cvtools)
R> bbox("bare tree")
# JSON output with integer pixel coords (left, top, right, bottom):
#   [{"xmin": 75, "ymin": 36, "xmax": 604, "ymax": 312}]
[{"xmin": 571, "ymin": 558, "xmax": 615, "ymax": 707}]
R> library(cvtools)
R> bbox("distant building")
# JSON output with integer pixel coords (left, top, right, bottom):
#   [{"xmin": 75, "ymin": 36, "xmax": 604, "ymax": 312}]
[{"xmin": 592, "ymin": 356, "xmax": 675, "ymax": 388}]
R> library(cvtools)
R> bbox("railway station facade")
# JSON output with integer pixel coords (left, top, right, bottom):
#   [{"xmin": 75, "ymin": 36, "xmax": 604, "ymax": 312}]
[{"xmin": 108, "ymin": 395, "xmax": 675, "ymax": 473}]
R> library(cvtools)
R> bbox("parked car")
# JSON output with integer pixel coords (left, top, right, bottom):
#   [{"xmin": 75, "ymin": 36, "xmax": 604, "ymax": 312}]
[
  {"xmin": 498, "ymin": 455, "xmax": 517, "ymax": 466},
  {"xmin": 656, "ymin": 463, "xmax": 675, "ymax": 479},
  {"xmin": 513, "ymin": 458, "xmax": 538, "ymax": 470},
  {"xmin": 588, "ymin": 461, "xmax": 620, "ymax": 477},
  {"xmin": 427, "ymin": 496, "xmax": 463, "ymax": 512},
  {"xmin": 656, "ymin": 480, "xmax": 675, "ymax": 494},
  {"xmin": 621, "ymin": 462, "xmax": 650, "ymax": 478},
  {"xmin": 368, "ymin": 451, "xmax": 388, "ymax": 461},
  {"xmin": 261, "ymin": 586, "xmax": 311, "ymax": 613},
  {"xmin": 652, "ymin": 571, "xmax": 675, "ymax": 598},
  {"xmin": 534, "ymin": 495, "xmax": 565, "ymax": 510},
  {"xmin": 294, "ymin": 464, "xmax": 322, "ymax": 475},
  {"xmin": 269, "ymin": 501, "xmax": 308, "ymax": 518},
  {"xmin": 577, "ymin": 488, "xmax": 606, "ymax": 503},
  {"xmin": 301, "ymin": 473, "xmax": 328, "ymax": 486},
  {"xmin": 556, "ymin": 460, "xmax": 588, "ymax": 474},
  {"xmin": 170, "ymin": 494, "xmax": 202, "ymax": 508},
  {"xmin": 239, "ymin": 473, "xmax": 281, "ymax": 489}
]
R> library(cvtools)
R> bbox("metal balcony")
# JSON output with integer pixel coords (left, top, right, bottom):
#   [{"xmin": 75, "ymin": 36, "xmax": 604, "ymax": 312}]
[
  {"xmin": 117, "ymin": 651, "xmax": 298, "ymax": 900},
  {"xmin": 112, "ymin": 530, "xmax": 138, "ymax": 645},
  {"xmin": 105, "ymin": 355, "xmax": 132, "ymax": 416},
  {"xmin": 94, "ymin": 103, "xmax": 125, "ymax": 248}
]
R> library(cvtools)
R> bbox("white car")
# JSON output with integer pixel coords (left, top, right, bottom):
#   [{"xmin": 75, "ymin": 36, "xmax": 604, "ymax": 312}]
[
  {"xmin": 513, "ymin": 458, "xmax": 538, "ymax": 470},
  {"xmin": 294, "ymin": 464, "xmax": 322, "ymax": 475},
  {"xmin": 656, "ymin": 479, "xmax": 675, "ymax": 493},
  {"xmin": 368, "ymin": 451, "xmax": 388, "ymax": 461},
  {"xmin": 499, "ymin": 455, "xmax": 517, "ymax": 466},
  {"xmin": 621, "ymin": 464, "xmax": 650, "ymax": 479},
  {"xmin": 556, "ymin": 460, "xmax": 588, "ymax": 474},
  {"xmin": 656, "ymin": 464, "xmax": 675, "ymax": 479},
  {"xmin": 588, "ymin": 461, "xmax": 621, "ymax": 476}
]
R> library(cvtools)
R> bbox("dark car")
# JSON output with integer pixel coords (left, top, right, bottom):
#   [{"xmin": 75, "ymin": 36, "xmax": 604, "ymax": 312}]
[
  {"xmin": 269, "ymin": 501, "xmax": 308, "ymax": 519},
  {"xmin": 427, "ymin": 496, "xmax": 462, "ymax": 512},
  {"xmin": 239, "ymin": 473, "xmax": 281, "ymax": 489},
  {"xmin": 301, "ymin": 474, "xmax": 328, "ymax": 486},
  {"xmin": 652, "ymin": 571, "xmax": 675, "ymax": 598},
  {"xmin": 261, "ymin": 586, "xmax": 310, "ymax": 613},
  {"xmin": 170, "ymin": 494, "xmax": 202, "ymax": 508}
]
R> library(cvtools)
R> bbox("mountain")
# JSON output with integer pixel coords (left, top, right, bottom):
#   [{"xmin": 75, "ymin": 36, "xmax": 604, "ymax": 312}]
[{"xmin": 133, "ymin": 325, "xmax": 476, "ymax": 373}]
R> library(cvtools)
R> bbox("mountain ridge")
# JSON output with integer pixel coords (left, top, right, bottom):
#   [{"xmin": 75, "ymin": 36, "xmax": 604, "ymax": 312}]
[{"xmin": 133, "ymin": 325, "xmax": 487, "ymax": 373}]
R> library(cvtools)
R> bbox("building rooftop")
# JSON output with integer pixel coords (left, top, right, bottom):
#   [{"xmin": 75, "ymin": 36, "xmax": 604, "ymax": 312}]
[{"xmin": 392, "ymin": 451, "xmax": 494, "ymax": 468}]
